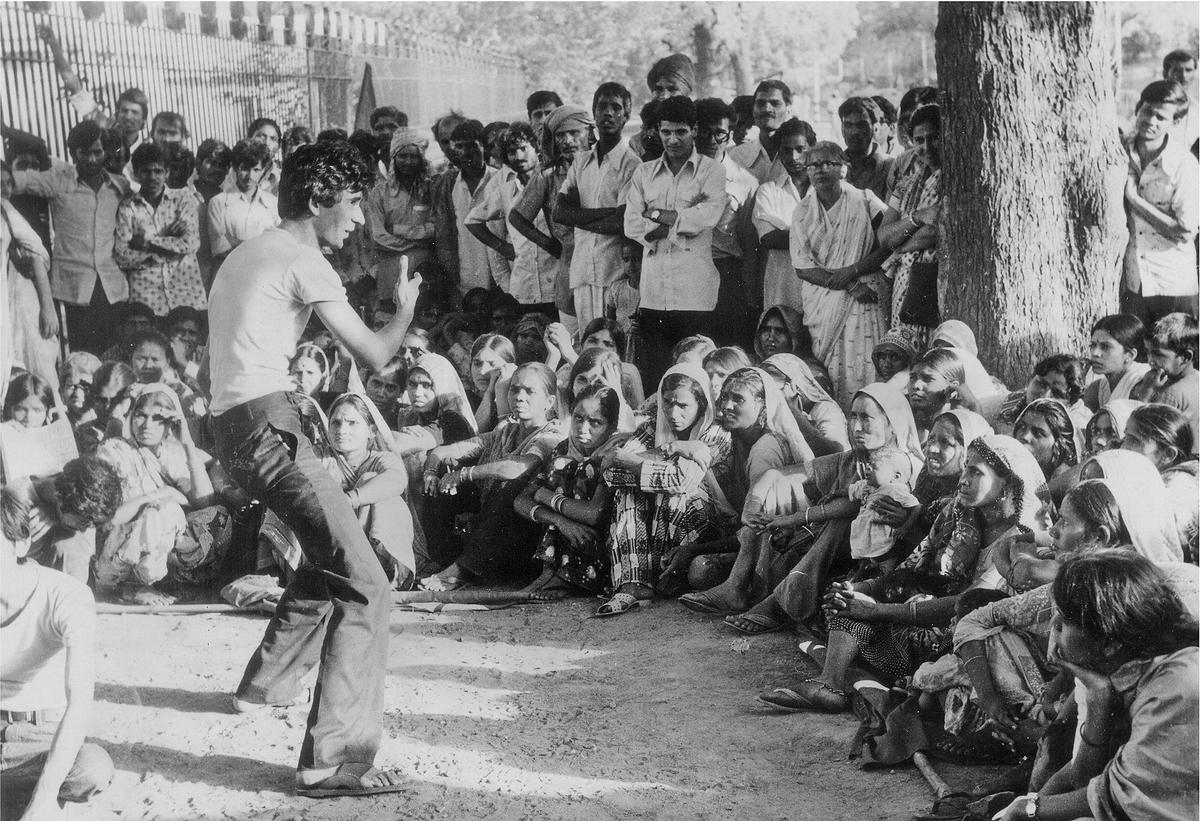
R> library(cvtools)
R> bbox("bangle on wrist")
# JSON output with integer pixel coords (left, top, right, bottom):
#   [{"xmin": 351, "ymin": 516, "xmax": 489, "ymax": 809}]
[
  {"xmin": 959, "ymin": 653, "xmax": 986, "ymax": 666},
  {"xmin": 529, "ymin": 504, "xmax": 544, "ymax": 523},
  {"xmin": 909, "ymin": 600, "xmax": 918, "ymax": 622}
]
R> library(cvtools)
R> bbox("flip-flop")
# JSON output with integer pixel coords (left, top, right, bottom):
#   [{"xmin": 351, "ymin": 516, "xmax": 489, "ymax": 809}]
[
  {"xmin": 418, "ymin": 575, "xmax": 466, "ymax": 592},
  {"xmin": 296, "ymin": 763, "xmax": 412, "ymax": 799},
  {"xmin": 231, "ymin": 687, "xmax": 312, "ymax": 714},
  {"xmin": 724, "ymin": 612, "xmax": 787, "ymax": 635},
  {"xmin": 678, "ymin": 590, "xmax": 738, "ymax": 615},
  {"xmin": 593, "ymin": 592, "xmax": 647, "ymax": 618},
  {"xmin": 757, "ymin": 680, "xmax": 848, "ymax": 713}
]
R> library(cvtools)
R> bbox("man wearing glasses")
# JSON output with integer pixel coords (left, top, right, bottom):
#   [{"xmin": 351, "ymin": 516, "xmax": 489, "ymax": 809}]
[
  {"xmin": 696, "ymin": 97, "xmax": 760, "ymax": 346},
  {"xmin": 206, "ymin": 139, "xmax": 279, "ymax": 269}
]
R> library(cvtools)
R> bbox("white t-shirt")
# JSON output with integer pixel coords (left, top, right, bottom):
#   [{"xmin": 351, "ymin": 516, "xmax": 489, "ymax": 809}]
[
  {"xmin": 0, "ymin": 564, "xmax": 95, "ymax": 712},
  {"xmin": 207, "ymin": 228, "xmax": 348, "ymax": 414}
]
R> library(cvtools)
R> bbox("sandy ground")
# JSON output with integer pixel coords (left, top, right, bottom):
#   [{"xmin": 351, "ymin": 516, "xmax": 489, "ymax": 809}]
[{"xmin": 63, "ymin": 599, "xmax": 979, "ymax": 820}]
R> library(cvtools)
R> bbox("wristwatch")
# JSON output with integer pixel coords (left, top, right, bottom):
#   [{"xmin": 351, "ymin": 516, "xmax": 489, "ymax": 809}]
[
  {"xmin": 650, "ymin": 209, "xmax": 661, "ymax": 221},
  {"xmin": 1023, "ymin": 793, "xmax": 1040, "ymax": 819}
]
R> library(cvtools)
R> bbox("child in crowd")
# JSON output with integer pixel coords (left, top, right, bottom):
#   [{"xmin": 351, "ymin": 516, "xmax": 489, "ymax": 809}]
[
  {"xmin": 58, "ymin": 352, "xmax": 102, "ymax": 426},
  {"xmin": 516, "ymin": 383, "xmax": 623, "ymax": 600},
  {"xmin": 3, "ymin": 373, "xmax": 55, "ymax": 430},
  {"xmin": 467, "ymin": 333, "xmax": 517, "ymax": 433},
  {"xmin": 847, "ymin": 447, "xmax": 921, "ymax": 578},
  {"xmin": 1134, "ymin": 312, "xmax": 1198, "ymax": 450},
  {"xmin": 701, "ymin": 347, "xmax": 753, "ymax": 403}
]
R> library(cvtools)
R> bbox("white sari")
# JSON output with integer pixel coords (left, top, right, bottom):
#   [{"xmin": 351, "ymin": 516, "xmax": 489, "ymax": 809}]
[{"xmin": 790, "ymin": 182, "xmax": 888, "ymax": 406}]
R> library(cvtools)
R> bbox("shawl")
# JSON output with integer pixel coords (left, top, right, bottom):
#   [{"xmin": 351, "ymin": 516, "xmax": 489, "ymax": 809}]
[
  {"xmin": 1094, "ymin": 362, "xmax": 1153, "ymax": 407},
  {"xmin": 118, "ymin": 382, "xmax": 184, "ymax": 441},
  {"xmin": 1017, "ymin": 397, "xmax": 1085, "ymax": 467},
  {"xmin": 1093, "ymin": 398, "xmax": 1142, "ymax": 442},
  {"xmin": 1085, "ymin": 450, "xmax": 1184, "ymax": 563},
  {"xmin": 654, "ymin": 362, "xmax": 716, "ymax": 447},
  {"xmin": 764, "ymin": 353, "xmax": 835, "ymax": 407},
  {"xmin": 408, "ymin": 353, "xmax": 478, "ymax": 434},
  {"xmin": 969, "ymin": 434, "xmax": 1046, "ymax": 532},
  {"xmin": 930, "ymin": 320, "xmax": 978, "ymax": 356},
  {"xmin": 753, "ymin": 305, "xmax": 807, "ymax": 360},
  {"xmin": 646, "ymin": 53, "xmax": 695, "ymax": 95},
  {"xmin": 855, "ymin": 382, "xmax": 925, "ymax": 467},
  {"xmin": 937, "ymin": 408, "xmax": 994, "ymax": 452},
  {"xmin": 749, "ymin": 366, "xmax": 814, "ymax": 470}
]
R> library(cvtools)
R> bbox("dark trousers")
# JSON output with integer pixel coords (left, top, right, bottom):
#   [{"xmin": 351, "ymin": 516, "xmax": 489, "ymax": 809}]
[
  {"xmin": 212, "ymin": 392, "xmax": 389, "ymax": 773},
  {"xmin": 425, "ymin": 477, "xmax": 540, "ymax": 582},
  {"xmin": 1120, "ymin": 289, "xmax": 1199, "ymax": 329},
  {"xmin": 638, "ymin": 307, "xmax": 713, "ymax": 390},
  {"xmin": 713, "ymin": 256, "xmax": 757, "ymax": 349},
  {"xmin": 61, "ymin": 284, "xmax": 119, "ymax": 356}
]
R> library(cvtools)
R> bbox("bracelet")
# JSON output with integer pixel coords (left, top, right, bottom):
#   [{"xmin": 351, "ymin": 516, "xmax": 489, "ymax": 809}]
[
  {"xmin": 819, "ymin": 503, "xmax": 827, "ymax": 520},
  {"xmin": 908, "ymin": 600, "xmax": 919, "ymax": 622},
  {"xmin": 1078, "ymin": 723, "xmax": 1107, "ymax": 748},
  {"xmin": 551, "ymin": 492, "xmax": 567, "ymax": 514},
  {"xmin": 959, "ymin": 654, "xmax": 986, "ymax": 666},
  {"xmin": 462, "ymin": 466, "xmax": 473, "ymax": 482},
  {"xmin": 529, "ymin": 503, "xmax": 545, "ymax": 523},
  {"xmin": 804, "ymin": 507, "xmax": 811, "ymax": 525}
]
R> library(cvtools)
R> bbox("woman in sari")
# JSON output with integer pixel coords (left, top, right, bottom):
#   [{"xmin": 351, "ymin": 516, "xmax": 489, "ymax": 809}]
[
  {"xmin": 420, "ymin": 362, "xmax": 566, "ymax": 589},
  {"xmin": 761, "ymin": 353, "xmax": 850, "ymax": 456},
  {"xmin": 1084, "ymin": 398, "xmax": 1141, "ymax": 455},
  {"xmin": 929, "ymin": 319, "xmax": 1008, "ymax": 411},
  {"xmin": 685, "ymin": 382, "xmax": 917, "ymax": 623},
  {"xmin": 753, "ymin": 305, "xmax": 833, "ymax": 397},
  {"xmin": 1120, "ymin": 404, "xmax": 1198, "ymax": 562},
  {"xmin": 515, "ymin": 385, "xmax": 624, "ymax": 606},
  {"xmin": 675, "ymin": 367, "xmax": 814, "ymax": 613},
  {"xmin": 604, "ymin": 363, "xmax": 735, "ymax": 612},
  {"xmin": 467, "ymin": 333, "xmax": 518, "ymax": 434},
  {"xmin": 905, "ymin": 347, "xmax": 979, "ymax": 440},
  {"xmin": 790, "ymin": 141, "xmax": 894, "ymax": 405},
  {"xmin": 94, "ymin": 384, "xmax": 233, "ymax": 604},
  {"xmin": 759, "ymin": 435, "xmax": 1045, "ymax": 713},
  {"xmin": 943, "ymin": 454, "xmax": 1192, "ymax": 766},
  {"xmin": 872, "ymin": 327, "xmax": 920, "ymax": 390},
  {"xmin": 1015, "ymin": 398, "xmax": 1083, "ymax": 483},
  {"xmin": 393, "ymin": 353, "xmax": 478, "ymax": 467},
  {"xmin": 878, "ymin": 104, "xmax": 942, "ymax": 347}
]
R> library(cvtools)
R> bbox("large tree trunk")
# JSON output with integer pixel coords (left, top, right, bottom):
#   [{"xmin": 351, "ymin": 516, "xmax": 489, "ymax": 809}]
[{"xmin": 936, "ymin": 2, "xmax": 1126, "ymax": 386}]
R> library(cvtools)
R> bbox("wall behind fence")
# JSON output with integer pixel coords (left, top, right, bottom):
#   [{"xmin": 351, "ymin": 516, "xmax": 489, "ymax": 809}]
[{"xmin": 1, "ymin": 1, "xmax": 525, "ymax": 160}]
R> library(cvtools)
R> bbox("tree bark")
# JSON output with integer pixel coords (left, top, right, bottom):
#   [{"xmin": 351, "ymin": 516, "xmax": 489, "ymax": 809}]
[{"xmin": 936, "ymin": 2, "xmax": 1126, "ymax": 386}]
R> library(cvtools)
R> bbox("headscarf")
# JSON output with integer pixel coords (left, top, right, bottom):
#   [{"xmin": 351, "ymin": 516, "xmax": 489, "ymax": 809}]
[
  {"xmin": 741, "ymin": 367, "xmax": 814, "ymax": 470},
  {"xmin": 1016, "ymin": 397, "xmax": 1084, "ymax": 469},
  {"xmin": 1083, "ymin": 450, "xmax": 1184, "ymax": 563},
  {"xmin": 854, "ymin": 382, "xmax": 925, "ymax": 466},
  {"xmin": 516, "ymin": 312, "xmax": 552, "ymax": 340},
  {"xmin": 936, "ymin": 408, "xmax": 994, "ymax": 452},
  {"xmin": 408, "ymin": 353, "xmax": 478, "ymax": 434},
  {"xmin": 118, "ymin": 382, "xmax": 183, "ymax": 442},
  {"xmin": 930, "ymin": 319, "xmax": 978, "ymax": 356},
  {"xmin": 654, "ymin": 362, "xmax": 716, "ymax": 447},
  {"xmin": 968, "ymin": 434, "xmax": 1046, "ymax": 531},
  {"xmin": 389, "ymin": 127, "xmax": 429, "ymax": 157},
  {"xmin": 753, "ymin": 305, "xmax": 806, "ymax": 361},
  {"xmin": 646, "ymin": 53, "xmax": 695, "ymax": 96},
  {"xmin": 1091, "ymin": 398, "xmax": 1142, "ymax": 443},
  {"xmin": 763, "ymin": 353, "xmax": 834, "ymax": 407},
  {"xmin": 543, "ymin": 104, "xmax": 595, "ymax": 161}
]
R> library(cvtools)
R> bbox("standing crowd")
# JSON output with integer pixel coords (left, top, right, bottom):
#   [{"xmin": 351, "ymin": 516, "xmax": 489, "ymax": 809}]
[{"xmin": 1, "ymin": 37, "xmax": 1198, "ymax": 819}]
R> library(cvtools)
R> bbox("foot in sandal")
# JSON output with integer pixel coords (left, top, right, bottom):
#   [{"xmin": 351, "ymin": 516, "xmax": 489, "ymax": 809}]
[
  {"xmin": 295, "ymin": 762, "xmax": 411, "ymax": 798},
  {"xmin": 595, "ymin": 583, "xmax": 653, "ymax": 617}
]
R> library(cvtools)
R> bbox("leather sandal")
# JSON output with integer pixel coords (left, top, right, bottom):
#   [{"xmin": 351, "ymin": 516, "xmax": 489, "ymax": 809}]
[{"xmin": 757, "ymin": 679, "xmax": 848, "ymax": 713}]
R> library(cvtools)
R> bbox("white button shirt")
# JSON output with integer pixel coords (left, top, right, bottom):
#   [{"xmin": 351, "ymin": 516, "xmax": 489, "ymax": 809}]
[
  {"xmin": 1125, "ymin": 135, "xmax": 1199, "ymax": 297},
  {"xmin": 623, "ymin": 150, "xmax": 728, "ymax": 312},
  {"xmin": 560, "ymin": 138, "xmax": 642, "ymax": 289},
  {"xmin": 467, "ymin": 167, "xmax": 556, "ymax": 305}
]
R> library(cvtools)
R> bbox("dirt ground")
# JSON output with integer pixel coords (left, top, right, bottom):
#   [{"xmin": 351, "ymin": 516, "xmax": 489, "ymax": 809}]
[{"xmin": 73, "ymin": 598, "xmax": 981, "ymax": 821}]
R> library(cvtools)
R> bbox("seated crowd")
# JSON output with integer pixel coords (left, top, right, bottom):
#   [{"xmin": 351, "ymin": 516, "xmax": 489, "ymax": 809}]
[{"xmin": 2, "ymin": 46, "xmax": 1198, "ymax": 820}]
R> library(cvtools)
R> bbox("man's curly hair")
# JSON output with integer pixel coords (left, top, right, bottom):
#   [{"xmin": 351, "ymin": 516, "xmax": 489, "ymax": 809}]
[
  {"xmin": 278, "ymin": 140, "xmax": 374, "ymax": 219},
  {"xmin": 54, "ymin": 456, "xmax": 122, "ymax": 529}
]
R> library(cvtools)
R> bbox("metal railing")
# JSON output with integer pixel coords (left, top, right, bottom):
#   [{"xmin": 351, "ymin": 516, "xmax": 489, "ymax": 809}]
[{"xmin": 1, "ymin": 1, "xmax": 526, "ymax": 159}]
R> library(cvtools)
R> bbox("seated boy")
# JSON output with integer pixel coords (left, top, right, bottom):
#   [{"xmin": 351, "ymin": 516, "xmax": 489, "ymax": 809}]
[
  {"xmin": 4, "ymin": 456, "xmax": 122, "ymax": 581},
  {"xmin": 1133, "ymin": 312, "xmax": 1199, "ymax": 452},
  {"xmin": 1, "ymin": 487, "xmax": 114, "ymax": 818},
  {"xmin": 847, "ymin": 447, "xmax": 921, "ymax": 578}
]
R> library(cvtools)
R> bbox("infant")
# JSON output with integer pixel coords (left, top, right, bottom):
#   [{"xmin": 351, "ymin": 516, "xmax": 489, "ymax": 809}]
[{"xmin": 848, "ymin": 448, "xmax": 920, "ymax": 576}]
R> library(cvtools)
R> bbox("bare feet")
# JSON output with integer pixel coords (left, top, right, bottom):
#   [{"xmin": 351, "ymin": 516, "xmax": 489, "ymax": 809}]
[
  {"xmin": 419, "ymin": 563, "xmax": 467, "ymax": 592},
  {"xmin": 119, "ymin": 584, "xmax": 176, "ymax": 607}
]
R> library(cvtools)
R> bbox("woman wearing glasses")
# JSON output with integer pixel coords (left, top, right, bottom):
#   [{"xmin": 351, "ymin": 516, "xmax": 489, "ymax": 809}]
[{"xmin": 791, "ymin": 140, "xmax": 899, "ymax": 405}]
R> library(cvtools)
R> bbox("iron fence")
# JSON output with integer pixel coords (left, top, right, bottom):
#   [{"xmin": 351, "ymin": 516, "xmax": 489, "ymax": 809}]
[{"xmin": 1, "ymin": 1, "xmax": 526, "ymax": 160}]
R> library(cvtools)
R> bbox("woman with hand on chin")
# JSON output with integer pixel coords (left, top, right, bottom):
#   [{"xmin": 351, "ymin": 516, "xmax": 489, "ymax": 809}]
[{"xmin": 991, "ymin": 551, "xmax": 1198, "ymax": 821}]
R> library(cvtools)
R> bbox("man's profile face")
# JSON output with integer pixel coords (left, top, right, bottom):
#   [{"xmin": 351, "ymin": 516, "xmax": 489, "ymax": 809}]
[
  {"xmin": 116, "ymin": 100, "xmax": 145, "ymax": 135},
  {"xmin": 313, "ymin": 188, "xmax": 365, "ymax": 249},
  {"xmin": 840, "ymin": 111, "xmax": 874, "ymax": 154},
  {"xmin": 594, "ymin": 95, "xmax": 628, "ymax": 139},
  {"xmin": 657, "ymin": 119, "xmax": 695, "ymax": 161},
  {"xmin": 72, "ymin": 139, "xmax": 107, "ymax": 177},
  {"xmin": 529, "ymin": 103, "xmax": 558, "ymax": 131},
  {"xmin": 753, "ymin": 89, "xmax": 790, "ymax": 132},
  {"xmin": 152, "ymin": 120, "xmax": 183, "ymax": 147},
  {"xmin": 1166, "ymin": 58, "xmax": 1196, "ymax": 87},
  {"xmin": 436, "ymin": 119, "xmax": 464, "ymax": 157}
]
